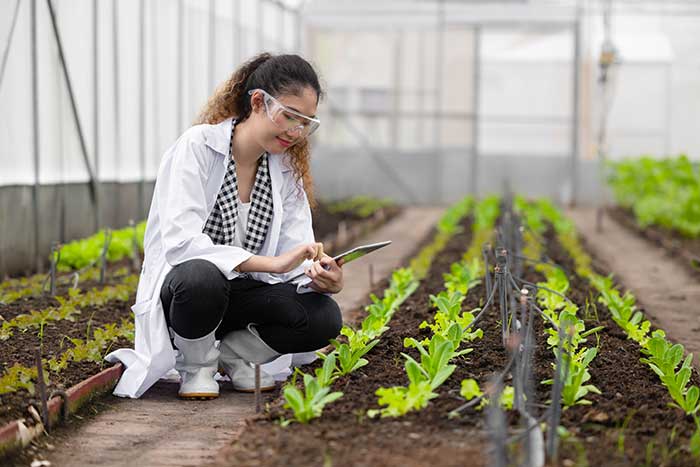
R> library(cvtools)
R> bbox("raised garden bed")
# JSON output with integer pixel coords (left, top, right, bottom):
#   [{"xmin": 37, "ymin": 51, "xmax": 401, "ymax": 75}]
[
  {"xmin": 213, "ymin": 197, "xmax": 700, "ymax": 467},
  {"xmin": 0, "ymin": 196, "xmax": 401, "ymax": 460}
]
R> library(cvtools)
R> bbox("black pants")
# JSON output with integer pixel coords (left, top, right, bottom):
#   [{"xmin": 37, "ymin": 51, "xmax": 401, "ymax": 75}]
[{"xmin": 159, "ymin": 259, "xmax": 343, "ymax": 354}]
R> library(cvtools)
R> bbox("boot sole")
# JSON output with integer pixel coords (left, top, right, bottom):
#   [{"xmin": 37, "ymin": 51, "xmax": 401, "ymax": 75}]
[
  {"xmin": 234, "ymin": 385, "xmax": 276, "ymax": 393},
  {"xmin": 178, "ymin": 392, "xmax": 220, "ymax": 400}
]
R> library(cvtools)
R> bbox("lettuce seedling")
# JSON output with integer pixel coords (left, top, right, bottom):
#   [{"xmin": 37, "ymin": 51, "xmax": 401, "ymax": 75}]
[
  {"xmin": 368, "ymin": 359, "xmax": 439, "ymax": 418},
  {"xmin": 402, "ymin": 324, "xmax": 470, "ymax": 389},
  {"xmin": 282, "ymin": 372, "xmax": 343, "ymax": 424},
  {"xmin": 328, "ymin": 338, "xmax": 379, "ymax": 376}
]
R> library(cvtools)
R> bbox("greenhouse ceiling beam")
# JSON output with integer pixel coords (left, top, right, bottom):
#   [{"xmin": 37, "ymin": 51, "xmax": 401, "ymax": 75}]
[{"xmin": 46, "ymin": 0, "xmax": 98, "ymax": 227}]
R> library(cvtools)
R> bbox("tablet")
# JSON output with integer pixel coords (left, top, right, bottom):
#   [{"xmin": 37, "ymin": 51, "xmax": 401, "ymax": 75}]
[{"xmin": 287, "ymin": 240, "xmax": 392, "ymax": 282}]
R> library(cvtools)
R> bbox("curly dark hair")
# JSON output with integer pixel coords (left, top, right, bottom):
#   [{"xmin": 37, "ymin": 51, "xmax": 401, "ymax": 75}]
[{"xmin": 195, "ymin": 53, "xmax": 323, "ymax": 207}]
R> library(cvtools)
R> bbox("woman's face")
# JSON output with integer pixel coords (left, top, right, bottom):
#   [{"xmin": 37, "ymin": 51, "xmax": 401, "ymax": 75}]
[{"xmin": 250, "ymin": 86, "xmax": 319, "ymax": 154}]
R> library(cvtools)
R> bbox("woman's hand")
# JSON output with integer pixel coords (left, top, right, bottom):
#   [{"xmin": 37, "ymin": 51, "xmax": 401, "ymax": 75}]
[
  {"xmin": 305, "ymin": 255, "xmax": 344, "ymax": 294},
  {"xmin": 273, "ymin": 242, "xmax": 324, "ymax": 274}
]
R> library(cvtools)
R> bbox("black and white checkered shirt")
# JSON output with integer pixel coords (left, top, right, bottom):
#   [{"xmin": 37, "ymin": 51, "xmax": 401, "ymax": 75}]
[{"xmin": 202, "ymin": 119, "xmax": 274, "ymax": 253}]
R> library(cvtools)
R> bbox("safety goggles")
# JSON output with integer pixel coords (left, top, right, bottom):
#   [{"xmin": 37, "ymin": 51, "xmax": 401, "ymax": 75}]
[{"xmin": 248, "ymin": 88, "xmax": 321, "ymax": 138}]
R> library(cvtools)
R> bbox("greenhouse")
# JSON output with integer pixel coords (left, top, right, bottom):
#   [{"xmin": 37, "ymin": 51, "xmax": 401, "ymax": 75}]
[{"xmin": 1, "ymin": 0, "xmax": 699, "ymax": 466}]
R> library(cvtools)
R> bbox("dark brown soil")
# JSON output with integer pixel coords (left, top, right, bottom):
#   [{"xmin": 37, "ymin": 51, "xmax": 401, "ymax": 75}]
[
  {"xmin": 214, "ymin": 217, "xmax": 700, "ymax": 467},
  {"xmin": 608, "ymin": 206, "xmax": 700, "ymax": 279},
  {"xmin": 217, "ymin": 217, "xmax": 524, "ymax": 467},
  {"xmin": 545, "ymin": 226, "xmax": 700, "ymax": 467},
  {"xmin": 0, "ymin": 294, "xmax": 134, "ymax": 427}
]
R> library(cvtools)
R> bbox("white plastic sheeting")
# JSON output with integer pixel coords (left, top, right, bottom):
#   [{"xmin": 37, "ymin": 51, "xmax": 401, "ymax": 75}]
[{"xmin": 0, "ymin": 0, "xmax": 297, "ymax": 187}]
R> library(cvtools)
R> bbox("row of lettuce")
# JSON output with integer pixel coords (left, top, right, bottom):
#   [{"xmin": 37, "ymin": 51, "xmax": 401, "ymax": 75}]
[
  {"xmin": 279, "ymin": 193, "xmax": 700, "ymax": 459},
  {"xmin": 608, "ymin": 155, "xmax": 700, "ymax": 238},
  {"xmin": 523, "ymin": 197, "xmax": 700, "ymax": 457},
  {"xmin": 280, "ymin": 195, "xmax": 480, "ymax": 423}
]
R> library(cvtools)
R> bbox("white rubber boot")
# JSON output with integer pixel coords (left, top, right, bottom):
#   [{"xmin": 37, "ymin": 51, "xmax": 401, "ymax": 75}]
[
  {"xmin": 173, "ymin": 329, "xmax": 220, "ymax": 400},
  {"xmin": 218, "ymin": 324, "xmax": 279, "ymax": 393}
]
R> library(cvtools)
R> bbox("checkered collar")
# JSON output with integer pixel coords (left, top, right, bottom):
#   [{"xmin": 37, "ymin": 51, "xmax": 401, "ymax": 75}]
[{"xmin": 202, "ymin": 119, "xmax": 274, "ymax": 252}]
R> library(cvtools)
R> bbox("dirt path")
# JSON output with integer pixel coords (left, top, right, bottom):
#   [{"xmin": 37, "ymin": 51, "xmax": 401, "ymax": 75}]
[
  {"xmin": 31, "ymin": 206, "xmax": 444, "ymax": 467},
  {"xmin": 567, "ymin": 207, "xmax": 700, "ymax": 367}
]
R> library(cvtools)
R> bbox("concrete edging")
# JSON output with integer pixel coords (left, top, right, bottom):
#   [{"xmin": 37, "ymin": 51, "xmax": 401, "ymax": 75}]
[{"xmin": 0, "ymin": 363, "xmax": 123, "ymax": 459}]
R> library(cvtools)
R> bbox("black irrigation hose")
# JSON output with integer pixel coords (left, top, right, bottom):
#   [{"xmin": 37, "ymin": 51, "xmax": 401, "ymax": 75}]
[
  {"xmin": 450, "ymin": 350, "xmax": 517, "ymax": 416},
  {"xmin": 509, "ymin": 274, "xmax": 576, "ymax": 307},
  {"xmin": 463, "ymin": 282, "xmax": 498, "ymax": 332}
]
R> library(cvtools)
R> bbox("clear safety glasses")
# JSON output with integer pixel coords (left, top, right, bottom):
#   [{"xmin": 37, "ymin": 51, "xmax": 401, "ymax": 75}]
[{"xmin": 248, "ymin": 88, "xmax": 321, "ymax": 138}]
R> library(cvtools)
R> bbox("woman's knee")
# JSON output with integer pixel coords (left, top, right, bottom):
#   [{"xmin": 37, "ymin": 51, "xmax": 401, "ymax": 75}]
[
  {"xmin": 161, "ymin": 259, "xmax": 228, "ymax": 337},
  {"xmin": 167, "ymin": 259, "xmax": 226, "ymax": 299},
  {"xmin": 313, "ymin": 295, "xmax": 343, "ymax": 341}
]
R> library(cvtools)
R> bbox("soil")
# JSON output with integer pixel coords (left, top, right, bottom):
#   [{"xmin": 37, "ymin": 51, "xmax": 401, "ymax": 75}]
[
  {"xmin": 0, "ymin": 200, "xmax": 401, "ymax": 460},
  {"xmin": 547, "ymin": 226, "xmax": 700, "ymax": 467},
  {"xmin": 0, "ymin": 293, "xmax": 134, "ymax": 427},
  {"xmin": 214, "ymin": 217, "xmax": 700, "ymax": 467},
  {"xmin": 608, "ymin": 206, "xmax": 700, "ymax": 279}
]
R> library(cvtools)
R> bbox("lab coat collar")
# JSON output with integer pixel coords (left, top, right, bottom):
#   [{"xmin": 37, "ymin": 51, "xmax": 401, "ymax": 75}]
[
  {"xmin": 202, "ymin": 117, "xmax": 293, "ymax": 173},
  {"xmin": 203, "ymin": 117, "xmax": 235, "ymax": 157}
]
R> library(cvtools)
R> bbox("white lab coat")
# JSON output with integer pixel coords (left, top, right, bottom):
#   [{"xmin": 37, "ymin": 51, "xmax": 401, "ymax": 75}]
[{"xmin": 105, "ymin": 117, "xmax": 322, "ymax": 398}]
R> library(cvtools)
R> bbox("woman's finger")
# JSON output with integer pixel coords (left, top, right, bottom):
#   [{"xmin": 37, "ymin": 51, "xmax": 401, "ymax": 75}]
[
  {"xmin": 312, "ymin": 261, "xmax": 328, "ymax": 278},
  {"xmin": 319, "ymin": 255, "xmax": 338, "ymax": 271},
  {"xmin": 314, "ymin": 242, "xmax": 324, "ymax": 261}
]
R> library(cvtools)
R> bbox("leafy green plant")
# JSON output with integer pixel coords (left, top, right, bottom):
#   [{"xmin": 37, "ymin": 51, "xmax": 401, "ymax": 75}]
[
  {"xmin": 47, "ymin": 318, "xmax": 135, "ymax": 373},
  {"xmin": 402, "ymin": 323, "xmax": 471, "ymax": 388},
  {"xmin": 641, "ymin": 335, "xmax": 700, "ymax": 415},
  {"xmin": 458, "ymin": 378, "xmax": 514, "ymax": 411},
  {"xmin": 443, "ymin": 258, "xmax": 481, "ymax": 295},
  {"xmin": 0, "ymin": 276, "xmax": 136, "ymax": 341},
  {"xmin": 282, "ymin": 372, "xmax": 343, "ymax": 424},
  {"xmin": 544, "ymin": 347, "xmax": 602, "ymax": 407},
  {"xmin": 368, "ymin": 359, "xmax": 439, "ymax": 418},
  {"xmin": 54, "ymin": 221, "xmax": 146, "ymax": 271},
  {"xmin": 690, "ymin": 416, "xmax": 700, "ymax": 459},
  {"xmin": 608, "ymin": 155, "xmax": 700, "ymax": 238},
  {"xmin": 313, "ymin": 351, "xmax": 340, "ymax": 387},
  {"xmin": 0, "ymin": 364, "xmax": 40, "ymax": 396},
  {"xmin": 417, "ymin": 291, "xmax": 483, "ymax": 346},
  {"xmin": 328, "ymin": 338, "xmax": 378, "ymax": 376},
  {"xmin": 534, "ymin": 196, "xmax": 700, "ymax": 417}
]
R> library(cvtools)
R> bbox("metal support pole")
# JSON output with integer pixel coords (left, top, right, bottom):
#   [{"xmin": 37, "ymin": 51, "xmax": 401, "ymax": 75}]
[
  {"xmin": 46, "ymin": 0, "xmax": 99, "ymax": 231},
  {"xmin": 569, "ymin": 18, "xmax": 581, "ymax": 207},
  {"xmin": 31, "ymin": 0, "xmax": 42, "ymax": 273},
  {"xmin": 113, "ymin": 0, "xmax": 122, "ymax": 226},
  {"xmin": 93, "ymin": 0, "xmax": 100, "ymax": 229},
  {"xmin": 138, "ymin": 0, "xmax": 146, "ymax": 219},
  {"xmin": 471, "ymin": 26, "xmax": 481, "ymax": 197}
]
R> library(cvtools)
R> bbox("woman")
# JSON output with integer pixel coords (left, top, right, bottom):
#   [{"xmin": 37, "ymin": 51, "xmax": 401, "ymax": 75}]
[{"xmin": 106, "ymin": 53, "xmax": 344, "ymax": 400}]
